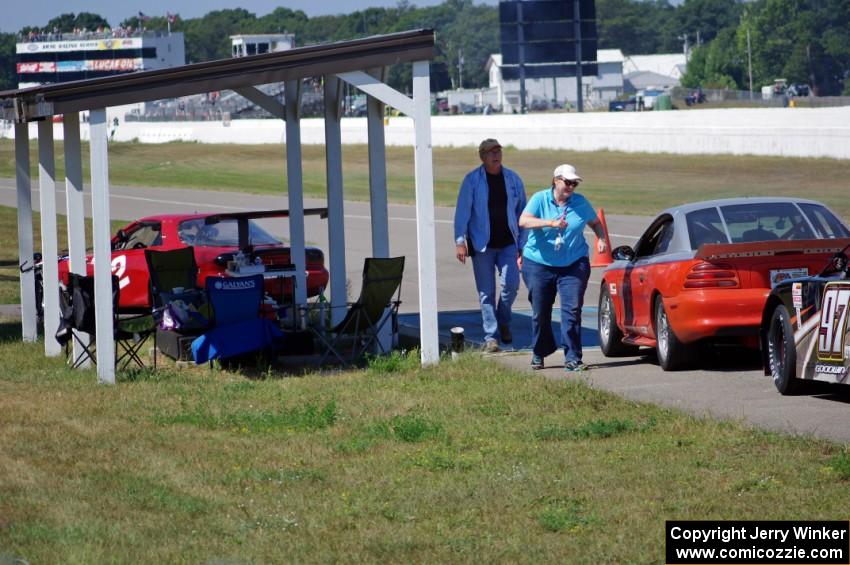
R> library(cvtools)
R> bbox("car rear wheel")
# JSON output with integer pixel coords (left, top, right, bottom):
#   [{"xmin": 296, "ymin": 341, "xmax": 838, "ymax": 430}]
[
  {"xmin": 767, "ymin": 304, "xmax": 801, "ymax": 395},
  {"xmin": 654, "ymin": 298, "xmax": 691, "ymax": 371},
  {"xmin": 598, "ymin": 287, "xmax": 639, "ymax": 357}
]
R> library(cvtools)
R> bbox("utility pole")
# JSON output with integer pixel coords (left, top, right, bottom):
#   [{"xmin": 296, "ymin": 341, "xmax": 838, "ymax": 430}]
[
  {"xmin": 517, "ymin": 2, "xmax": 527, "ymax": 114},
  {"xmin": 574, "ymin": 0, "xmax": 583, "ymax": 113},
  {"xmin": 747, "ymin": 28, "xmax": 753, "ymax": 100},
  {"xmin": 679, "ymin": 33, "xmax": 690, "ymax": 59},
  {"xmin": 458, "ymin": 49, "xmax": 464, "ymax": 90}
]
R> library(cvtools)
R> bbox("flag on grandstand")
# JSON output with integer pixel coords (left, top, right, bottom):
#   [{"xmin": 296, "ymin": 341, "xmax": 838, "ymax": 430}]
[
  {"xmin": 138, "ymin": 11, "xmax": 150, "ymax": 22},
  {"xmin": 166, "ymin": 12, "xmax": 176, "ymax": 23}
]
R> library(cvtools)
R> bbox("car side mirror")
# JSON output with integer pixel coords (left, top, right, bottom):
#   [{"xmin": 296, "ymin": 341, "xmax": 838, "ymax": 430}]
[{"xmin": 612, "ymin": 245, "xmax": 635, "ymax": 262}]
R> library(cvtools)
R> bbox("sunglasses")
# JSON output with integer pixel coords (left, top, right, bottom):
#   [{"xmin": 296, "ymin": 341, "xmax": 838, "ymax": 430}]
[{"xmin": 558, "ymin": 177, "xmax": 579, "ymax": 187}]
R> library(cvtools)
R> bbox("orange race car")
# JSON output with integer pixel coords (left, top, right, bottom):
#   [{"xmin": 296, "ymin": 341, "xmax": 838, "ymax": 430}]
[{"xmin": 597, "ymin": 197, "xmax": 850, "ymax": 370}]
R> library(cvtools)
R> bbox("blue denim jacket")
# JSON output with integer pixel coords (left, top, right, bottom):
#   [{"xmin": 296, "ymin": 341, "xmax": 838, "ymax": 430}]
[{"xmin": 453, "ymin": 165, "xmax": 527, "ymax": 252}]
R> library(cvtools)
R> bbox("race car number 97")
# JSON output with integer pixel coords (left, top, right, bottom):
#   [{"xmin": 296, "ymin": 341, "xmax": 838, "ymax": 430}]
[{"xmin": 818, "ymin": 282, "xmax": 850, "ymax": 362}]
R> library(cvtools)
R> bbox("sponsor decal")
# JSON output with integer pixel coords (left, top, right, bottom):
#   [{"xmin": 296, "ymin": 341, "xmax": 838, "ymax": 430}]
[
  {"xmin": 608, "ymin": 283, "xmax": 617, "ymax": 296},
  {"xmin": 815, "ymin": 363, "xmax": 847, "ymax": 376},
  {"xmin": 770, "ymin": 267, "xmax": 808, "ymax": 289},
  {"xmin": 214, "ymin": 279, "xmax": 257, "ymax": 291},
  {"xmin": 816, "ymin": 282, "xmax": 850, "ymax": 363},
  {"xmin": 792, "ymin": 282, "xmax": 803, "ymax": 308}
]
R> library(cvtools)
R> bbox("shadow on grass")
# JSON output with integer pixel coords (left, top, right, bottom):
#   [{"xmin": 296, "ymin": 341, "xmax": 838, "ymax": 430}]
[{"xmin": 0, "ymin": 320, "xmax": 22, "ymax": 343}]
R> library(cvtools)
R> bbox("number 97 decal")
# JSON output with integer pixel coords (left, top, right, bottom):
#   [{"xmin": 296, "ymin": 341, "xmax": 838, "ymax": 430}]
[
  {"xmin": 111, "ymin": 255, "xmax": 130, "ymax": 290},
  {"xmin": 817, "ymin": 282, "xmax": 850, "ymax": 362}
]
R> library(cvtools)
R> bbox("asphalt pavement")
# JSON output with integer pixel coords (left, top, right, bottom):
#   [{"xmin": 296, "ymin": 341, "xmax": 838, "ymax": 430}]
[{"xmin": 3, "ymin": 178, "xmax": 849, "ymax": 444}]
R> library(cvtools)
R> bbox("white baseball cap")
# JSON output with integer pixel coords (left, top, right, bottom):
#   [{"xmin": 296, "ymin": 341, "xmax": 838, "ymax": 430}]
[{"xmin": 553, "ymin": 164, "xmax": 582, "ymax": 182}]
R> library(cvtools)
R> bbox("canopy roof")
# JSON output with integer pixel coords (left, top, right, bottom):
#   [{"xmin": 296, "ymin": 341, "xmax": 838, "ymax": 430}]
[{"xmin": 1, "ymin": 29, "xmax": 435, "ymax": 121}]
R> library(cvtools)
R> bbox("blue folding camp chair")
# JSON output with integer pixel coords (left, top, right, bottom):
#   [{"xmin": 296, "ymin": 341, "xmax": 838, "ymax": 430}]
[{"xmin": 191, "ymin": 274, "xmax": 283, "ymax": 364}]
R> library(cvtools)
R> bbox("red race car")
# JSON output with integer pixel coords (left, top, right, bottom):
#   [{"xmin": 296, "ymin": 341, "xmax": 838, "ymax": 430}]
[
  {"xmin": 597, "ymin": 197, "xmax": 850, "ymax": 370},
  {"xmin": 57, "ymin": 209, "xmax": 329, "ymax": 312}
]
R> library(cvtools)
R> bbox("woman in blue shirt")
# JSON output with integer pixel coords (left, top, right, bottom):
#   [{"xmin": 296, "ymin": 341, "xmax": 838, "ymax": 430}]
[{"xmin": 519, "ymin": 164, "xmax": 609, "ymax": 371}]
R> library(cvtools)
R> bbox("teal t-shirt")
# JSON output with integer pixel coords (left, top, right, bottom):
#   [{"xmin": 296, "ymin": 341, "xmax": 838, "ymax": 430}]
[{"xmin": 522, "ymin": 189, "xmax": 598, "ymax": 267}]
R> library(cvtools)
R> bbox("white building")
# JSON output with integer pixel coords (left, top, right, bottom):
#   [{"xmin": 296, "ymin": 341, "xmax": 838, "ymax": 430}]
[
  {"xmin": 230, "ymin": 34, "xmax": 295, "ymax": 57},
  {"xmin": 15, "ymin": 32, "xmax": 185, "ymax": 89},
  {"xmin": 486, "ymin": 49, "xmax": 625, "ymax": 112},
  {"xmin": 622, "ymin": 53, "xmax": 687, "ymax": 92}
]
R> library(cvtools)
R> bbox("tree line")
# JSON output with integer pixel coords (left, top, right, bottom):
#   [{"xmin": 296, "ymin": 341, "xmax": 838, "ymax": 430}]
[{"xmin": 1, "ymin": 0, "xmax": 847, "ymax": 96}]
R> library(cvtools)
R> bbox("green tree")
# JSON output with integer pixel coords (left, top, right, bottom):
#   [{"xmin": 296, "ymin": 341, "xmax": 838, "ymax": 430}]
[
  {"xmin": 675, "ymin": 0, "xmax": 742, "ymax": 46},
  {"xmin": 681, "ymin": 27, "xmax": 745, "ymax": 89},
  {"xmin": 0, "ymin": 33, "xmax": 16, "ymax": 90},
  {"xmin": 597, "ymin": 0, "xmax": 677, "ymax": 54},
  {"xmin": 45, "ymin": 12, "xmax": 110, "ymax": 33}
]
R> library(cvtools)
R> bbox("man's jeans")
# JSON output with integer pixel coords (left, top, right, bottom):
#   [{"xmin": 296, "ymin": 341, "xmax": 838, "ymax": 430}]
[
  {"xmin": 521, "ymin": 256, "xmax": 590, "ymax": 362},
  {"xmin": 471, "ymin": 244, "xmax": 520, "ymax": 342}
]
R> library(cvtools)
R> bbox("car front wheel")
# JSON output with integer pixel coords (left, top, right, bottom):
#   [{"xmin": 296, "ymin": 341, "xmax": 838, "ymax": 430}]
[
  {"xmin": 767, "ymin": 305, "xmax": 800, "ymax": 395},
  {"xmin": 598, "ymin": 287, "xmax": 639, "ymax": 357},
  {"xmin": 654, "ymin": 298, "xmax": 691, "ymax": 371}
]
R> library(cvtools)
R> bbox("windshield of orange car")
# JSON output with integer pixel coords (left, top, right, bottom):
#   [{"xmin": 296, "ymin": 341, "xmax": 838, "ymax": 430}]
[{"xmin": 178, "ymin": 218, "xmax": 281, "ymax": 247}]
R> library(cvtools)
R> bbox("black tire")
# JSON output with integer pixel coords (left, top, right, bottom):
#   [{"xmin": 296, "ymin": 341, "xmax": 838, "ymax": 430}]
[
  {"xmin": 654, "ymin": 298, "xmax": 691, "ymax": 371},
  {"xmin": 598, "ymin": 287, "xmax": 639, "ymax": 357},
  {"xmin": 767, "ymin": 305, "xmax": 801, "ymax": 395}
]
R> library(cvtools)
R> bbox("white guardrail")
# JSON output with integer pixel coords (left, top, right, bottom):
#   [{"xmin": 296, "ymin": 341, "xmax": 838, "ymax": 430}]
[{"xmin": 4, "ymin": 105, "xmax": 850, "ymax": 159}]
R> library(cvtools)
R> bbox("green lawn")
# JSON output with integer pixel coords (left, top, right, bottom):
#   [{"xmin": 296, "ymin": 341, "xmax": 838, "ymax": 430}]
[
  {"xmin": 0, "ymin": 337, "xmax": 848, "ymax": 563},
  {"xmin": 2, "ymin": 139, "xmax": 849, "ymax": 218}
]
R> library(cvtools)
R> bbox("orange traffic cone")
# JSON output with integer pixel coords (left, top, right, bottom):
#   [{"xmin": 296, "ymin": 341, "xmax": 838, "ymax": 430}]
[{"xmin": 591, "ymin": 208, "xmax": 614, "ymax": 268}]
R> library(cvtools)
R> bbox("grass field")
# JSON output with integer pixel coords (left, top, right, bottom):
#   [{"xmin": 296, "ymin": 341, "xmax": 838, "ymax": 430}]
[
  {"xmin": 0, "ymin": 206, "xmax": 124, "ymax": 305},
  {"xmin": 2, "ymin": 139, "xmax": 849, "ymax": 218},
  {"xmin": 1, "ymin": 332, "xmax": 849, "ymax": 563}
]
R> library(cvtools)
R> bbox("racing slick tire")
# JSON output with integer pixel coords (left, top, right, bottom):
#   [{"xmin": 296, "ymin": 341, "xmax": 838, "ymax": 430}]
[
  {"xmin": 654, "ymin": 297, "xmax": 691, "ymax": 371},
  {"xmin": 767, "ymin": 304, "xmax": 801, "ymax": 395},
  {"xmin": 598, "ymin": 286, "xmax": 639, "ymax": 357}
]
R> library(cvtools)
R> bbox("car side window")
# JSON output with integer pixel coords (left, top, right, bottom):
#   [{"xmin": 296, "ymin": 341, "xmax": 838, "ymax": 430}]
[
  {"xmin": 635, "ymin": 217, "xmax": 673, "ymax": 259},
  {"xmin": 799, "ymin": 203, "xmax": 850, "ymax": 239},
  {"xmin": 653, "ymin": 221, "xmax": 675, "ymax": 255},
  {"xmin": 119, "ymin": 223, "xmax": 161, "ymax": 250},
  {"xmin": 686, "ymin": 208, "xmax": 727, "ymax": 250}
]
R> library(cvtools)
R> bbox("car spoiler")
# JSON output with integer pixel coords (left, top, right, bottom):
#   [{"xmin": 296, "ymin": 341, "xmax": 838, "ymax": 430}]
[
  {"xmin": 696, "ymin": 237, "xmax": 850, "ymax": 260},
  {"xmin": 204, "ymin": 208, "xmax": 329, "ymax": 251},
  {"xmin": 203, "ymin": 208, "xmax": 329, "ymax": 224}
]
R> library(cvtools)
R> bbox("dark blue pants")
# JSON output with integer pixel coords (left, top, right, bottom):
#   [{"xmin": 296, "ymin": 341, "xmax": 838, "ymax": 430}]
[{"xmin": 521, "ymin": 256, "xmax": 590, "ymax": 362}]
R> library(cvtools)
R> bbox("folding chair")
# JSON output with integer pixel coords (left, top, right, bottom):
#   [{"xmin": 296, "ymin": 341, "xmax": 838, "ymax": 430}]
[
  {"xmin": 314, "ymin": 256, "xmax": 404, "ymax": 364},
  {"xmin": 55, "ymin": 273, "xmax": 156, "ymax": 370},
  {"xmin": 144, "ymin": 246, "xmax": 202, "ymax": 308},
  {"xmin": 145, "ymin": 247, "xmax": 210, "ymax": 361},
  {"xmin": 190, "ymin": 274, "xmax": 283, "ymax": 364}
]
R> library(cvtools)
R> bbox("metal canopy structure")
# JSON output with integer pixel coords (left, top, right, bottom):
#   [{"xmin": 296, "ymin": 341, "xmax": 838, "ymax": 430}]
[{"xmin": 1, "ymin": 29, "xmax": 440, "ymax": 383}]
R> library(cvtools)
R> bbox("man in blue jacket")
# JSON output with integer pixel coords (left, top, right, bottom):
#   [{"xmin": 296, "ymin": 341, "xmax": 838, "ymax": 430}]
[{"xmin": 454, "ymin": 139, "xmax": 527, "ymax": 353}]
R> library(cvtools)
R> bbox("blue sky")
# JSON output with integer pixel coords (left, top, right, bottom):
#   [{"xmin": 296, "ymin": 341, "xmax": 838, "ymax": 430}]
[{"xmin": 3, "ymin": 0, "xmax": 499, "ymax": 33}]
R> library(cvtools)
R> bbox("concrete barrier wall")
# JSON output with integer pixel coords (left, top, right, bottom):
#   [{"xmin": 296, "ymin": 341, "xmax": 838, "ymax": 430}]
[{"xmin": 6, "ymin": 105, "xmax": 850, "ymax": 159}]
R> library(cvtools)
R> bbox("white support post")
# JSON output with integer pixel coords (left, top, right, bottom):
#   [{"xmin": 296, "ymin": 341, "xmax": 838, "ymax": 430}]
[
  {"xmin": 412, "ymin": 60, "xmax": 440, "ymax": 365},
  {"xmin": 89, "ymin": 109, "xmax": 115, "ymax": 385},
  {"xmin": 324, "ymin": 76, "xmax": 347, "ymax": 325},
  {"xmin": 367, "ymin": 68, "xmax": 390, "ymax": 258},
  {"xmin": 37, "ymin": 120, "xmax": 61, "ymax": 357},
  {"xmin": 366, "ymin": 68, "xmax": 392, "ymax": 351},
  {"xmin": 284, "ymin": 80, "xmax": 308, "ymax": 309},
  {"xmin": 64, "ymin": 112, "xmax": 90, "ymax": 367},
  {"xmin": 14, "ymin": 123, "xmax": 37, "ymax": 342}
]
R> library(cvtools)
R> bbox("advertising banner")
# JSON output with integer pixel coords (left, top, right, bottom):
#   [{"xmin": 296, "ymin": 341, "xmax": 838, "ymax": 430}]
[
  {"xmin": 17, "ymin": 37, "xmax": 142, "ymax": 53},
  {"xmin": 16, "ymin": 62, "xmax": 56, "ymax": 73}
]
